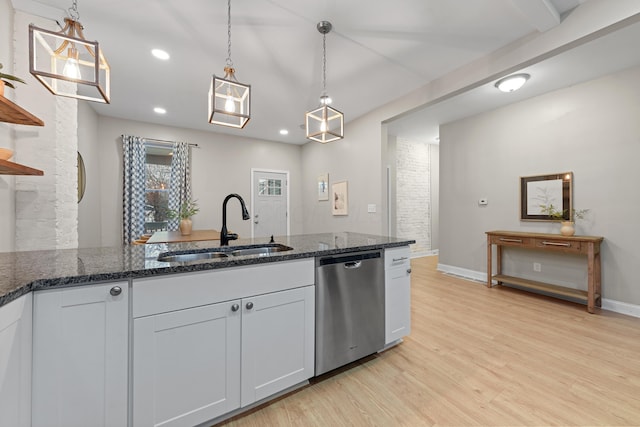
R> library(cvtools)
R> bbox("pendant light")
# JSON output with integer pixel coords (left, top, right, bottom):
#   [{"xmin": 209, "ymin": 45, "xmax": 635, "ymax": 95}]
[
  {"xmin": 305, "ymin": 21, "xmax": 344, "ymax": 143},
  {"xmin": 208, "ymin": 0, "xmax": 251, "ymax": 129},
  {"xmin": 29, "ymin": 0, "xmax": 110, "ymax": 103}
]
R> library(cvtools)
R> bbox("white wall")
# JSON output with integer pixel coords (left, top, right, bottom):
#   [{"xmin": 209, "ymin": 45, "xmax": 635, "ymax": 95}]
[
  {"xmin": 439, "ymin": 64, "xmax": 640, "ymax": 306},
  {"xmin": 96, "ymin": 116, "xmax": 303, "ymax": 247},
  {"xmin": 77, "ymin": 103, "xmax": 101, "ymax": 248},
  {"xmin": 0, "ymin": 0, "xmax": 15, "ymax": 252}
]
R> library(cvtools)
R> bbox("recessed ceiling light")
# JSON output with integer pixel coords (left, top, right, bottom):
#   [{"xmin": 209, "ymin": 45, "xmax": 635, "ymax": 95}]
[
  {"xmin": 495, "ymin": 73, "xmax": 530, "ymax": 92},
  {"xmin": 279, "ymin": 129, "xmax": 289, "ymax": 135},
  {"xmin": 151, "ymin": 49, "xmax": 170, "ymax": 60},
  {"xmin": 153, "ymin": 107, "xmax": 167, "ymax": 114}
]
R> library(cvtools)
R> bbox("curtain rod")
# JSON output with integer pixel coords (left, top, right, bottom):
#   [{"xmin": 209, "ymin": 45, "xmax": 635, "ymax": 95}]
[{"xmin": 128, "ymin": 136, "xmax": 199, "ymax": 148}]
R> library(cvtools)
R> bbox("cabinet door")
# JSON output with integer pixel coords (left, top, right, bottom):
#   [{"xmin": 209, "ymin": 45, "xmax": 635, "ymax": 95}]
[
  {"xmin": 385, "ymin": 247, "xmax": 412, "ymax": 344},
  {"xmin": 133, "ymin": 300, "xmax": 241, "ymax": 427},
  {"xmin": 0, "ymin": 293, "xmax": 32, "ymax": 427},
  {"xmin": 32, "ymin": 282, "xmax": 129, "ymax": 427},
  {"xmin": 241, "ymin": 286, "xmax": 315, "ymax": 407}
]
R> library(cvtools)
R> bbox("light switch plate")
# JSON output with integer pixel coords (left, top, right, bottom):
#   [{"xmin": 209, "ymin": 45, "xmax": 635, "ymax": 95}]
[
  {"xmin": 367, "ymin": 204, "xmax": 377, "ymax": 213},
  {"xmin": 478, "ymin": 198, "xmax": 488, "ymax": 206}
]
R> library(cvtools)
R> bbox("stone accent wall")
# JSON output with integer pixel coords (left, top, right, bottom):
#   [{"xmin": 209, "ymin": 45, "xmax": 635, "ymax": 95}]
[
  {"xmin": 13, "ymin": 11, "xmax": 78, "ymax": 251},
  {"xmin": 396, "ymin": 138, "xmax": 430, "ymax": 253}
]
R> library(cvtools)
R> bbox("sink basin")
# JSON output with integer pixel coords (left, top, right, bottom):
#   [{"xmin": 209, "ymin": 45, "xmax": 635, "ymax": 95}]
[
  {"xmin": 231, "ymin": 244, "xmax": 294, "ymax": 257},
  {"xmin": 157, "ymin": 243, "xmax": 293, "ymax": 263},
  {"xmin": 157, "ymin": 251, "xmax": 229, "ymax": 263}
]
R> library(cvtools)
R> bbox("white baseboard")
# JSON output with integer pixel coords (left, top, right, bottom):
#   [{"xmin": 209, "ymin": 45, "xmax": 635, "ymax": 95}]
[
  {"xmin": 436, "ymin": 263, "xmax": 640, "ymax": 319},
  {"xmin": 411, "ymin": 249, "xmax": 438, "ymax": 258},
  {"xmin": 602, "ymin": 298, "xmax": 640, "ymax": 318},
  {"xmin": 437, "ymin": 263, "xmax": 486, "ymax": 283}
]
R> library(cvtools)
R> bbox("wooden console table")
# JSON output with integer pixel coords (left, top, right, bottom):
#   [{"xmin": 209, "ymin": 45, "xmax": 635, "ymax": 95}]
[{"xmin": 486, "ymin": 230, "xmax": 604, "ymax": 313}]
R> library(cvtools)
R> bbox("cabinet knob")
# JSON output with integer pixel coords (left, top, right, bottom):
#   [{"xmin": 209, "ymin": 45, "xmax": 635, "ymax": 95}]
[
  {"xmin": 246, "ymin": 302, "xmax": 254, "ymax": 310},
  {"xmin": 109, "ymin": 286, "xmax": 122, "ymax": 296},
  {"xmin": 406, "ymin": 268, "xmax": 412, "ymax": 274},
  {"xmin": 231, "ymin": 303, "xmax": 240, "ymax": 312}
]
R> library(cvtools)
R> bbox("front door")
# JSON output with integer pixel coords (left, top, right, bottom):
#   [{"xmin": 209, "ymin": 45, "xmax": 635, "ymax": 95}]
[{"xmin": 252, "ymin": 170, "xmax": 288, "ymax": 238}]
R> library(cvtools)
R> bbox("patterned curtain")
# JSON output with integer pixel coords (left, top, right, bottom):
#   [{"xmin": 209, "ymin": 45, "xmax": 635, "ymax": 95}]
[
  {"xmin": 167, "ymin": 142, "xmax": 192, "ymax": 231},
  {"xmin": 122, "ymin": 135, "xmax": 147, "ymax": 244}
]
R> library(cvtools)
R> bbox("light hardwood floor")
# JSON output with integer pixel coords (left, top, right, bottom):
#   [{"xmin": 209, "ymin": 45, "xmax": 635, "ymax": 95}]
[{"xmin": 219, "ymin": 256, "xmax": 640, "ymax": 426}]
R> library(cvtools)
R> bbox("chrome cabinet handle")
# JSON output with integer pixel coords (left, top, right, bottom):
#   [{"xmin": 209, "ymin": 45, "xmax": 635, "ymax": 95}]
[
  {"xmin": 406, "ymin": 268, "xmax": 412, "ymax": 274},
  {"xmin": 541, "ymin": 241, "xmax": 571, "ymax": 247},
  {"xmin": 109, "ymin": 286, "xmax": 122, "ymax": 296},
  {"xmin": 393, "ymin": 257, "xmax": 409, "ymax": 262},
  {"xmin": 231, "ymin": 303, "xmax": 240, "ymax": 312},
  {"xmin": 246, "ymin": 302, "xmax": 254, "ymax": 310}
]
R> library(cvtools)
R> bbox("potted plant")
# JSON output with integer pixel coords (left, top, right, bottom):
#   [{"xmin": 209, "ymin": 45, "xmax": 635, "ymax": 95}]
[
  {"xmin": 539, "ymin": 204, "xmax": 589, "ymax": 236},
  {"xmin": 0, "ymin": 63, "xmax": 26, "ymax": 96},
  {"xmin": 166, "ymin": 199, "xmax": 199, "ymax": 235}
]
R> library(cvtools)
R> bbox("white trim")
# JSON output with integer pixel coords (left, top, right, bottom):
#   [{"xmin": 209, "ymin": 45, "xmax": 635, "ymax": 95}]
[
  {"xmin": 436, "ymin": 263, "xmax": 640, "ymax": 318},
  {"xmin": 602, "ymin": 299, "xmax": 640, "ymax": 318},
  {"xmin": 436, "ymin": 263, "xmax": 486, "ymax": 283},
  {"xmin": 250, "ymin": 168, "xmax": 291, "ymax": 239}
]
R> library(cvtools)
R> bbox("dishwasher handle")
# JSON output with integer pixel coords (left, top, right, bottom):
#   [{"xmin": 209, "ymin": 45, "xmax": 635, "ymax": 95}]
[{"xmin": 344, "ymin": 261, "xmax": 362, "ymax": 269}]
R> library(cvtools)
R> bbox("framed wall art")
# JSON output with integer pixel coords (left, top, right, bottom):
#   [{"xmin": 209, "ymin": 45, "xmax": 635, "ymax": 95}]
[
  {"xmin": 318, "ymin": 173, "xmax": 329, "ymax": 201},
  {"xmin": 331, "ymin": 181, "xmax": 348, "ymax": 216},
  {"xmin": 520, "ymin": 171, "xmax": 573, "ymax": 221}
]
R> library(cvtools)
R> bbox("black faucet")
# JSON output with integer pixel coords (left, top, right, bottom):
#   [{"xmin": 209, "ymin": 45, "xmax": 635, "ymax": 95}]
[{"xmin": 220, "ymin": 193, "xmax": 250, "ymax": 246}]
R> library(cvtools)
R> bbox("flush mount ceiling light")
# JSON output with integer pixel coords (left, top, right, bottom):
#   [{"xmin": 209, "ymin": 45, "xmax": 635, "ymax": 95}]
[
  {"xmin": 151, "ymin": 49, "xmax": 170, "ymax": 60},
  {"xmin": 494, "ymin": 73, "xmax": 530, "ymax": 93},
  {"xmin": 29, "ymin": 0, "xmax": 110, "ymax": 103},
  {"xmin": 305, "ymin": 21, "xmax": 344, "ymax": 144},
  {"xmin": 208, "ymin": 0, "xmax": 251, "ymax": 129}
]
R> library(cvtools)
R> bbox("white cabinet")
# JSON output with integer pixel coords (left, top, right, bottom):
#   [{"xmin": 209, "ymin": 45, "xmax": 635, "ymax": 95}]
[
  {"xmin": 385, "ymin": 246, "xmax": 412, "ymax": 345},
  {"xmin": 32, "ymin": 282, "xmax": 129, "ymax": 427},
  {"xmin": 133, "ymin": 299, "xmax": 242, "ymax": 427},
  {"xmin": 241, "ymin": 286, "xmax": 315, "ymax": 407},
  {"xmin": 0, "ymin": 293, "xmax": 32, "ymax": 427},
  {"xmin": 132, "ymin": 259, "xmax": 315, "ymax": 427}
]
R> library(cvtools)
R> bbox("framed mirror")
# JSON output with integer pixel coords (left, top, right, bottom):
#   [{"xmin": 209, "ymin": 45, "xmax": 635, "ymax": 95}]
[
  {"xmin": 520, "ymin": 172, "xmax": 572, "ymax": 221},
  {"xmin": 78, "ymin": 151, "xmax": 86, "ymax": 203}
]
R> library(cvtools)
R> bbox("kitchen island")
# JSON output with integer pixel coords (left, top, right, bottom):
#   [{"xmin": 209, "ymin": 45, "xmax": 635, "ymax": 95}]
[{"xmin": 0, "ymin": 232, "xmax": 414, "ymax": 427}]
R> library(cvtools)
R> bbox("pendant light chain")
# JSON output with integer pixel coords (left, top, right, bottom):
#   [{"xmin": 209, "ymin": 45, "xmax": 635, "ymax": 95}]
[
  {"xmin": 226, "ymin": 0, "xmax": 233, "ymax": 68},
  {"xmin": 68, "ymin": 0, "xmax": 80, "ymax": 21},
  {"xmin": 322, "ymin": 32, "xmax": 327, "ymax": 96}
]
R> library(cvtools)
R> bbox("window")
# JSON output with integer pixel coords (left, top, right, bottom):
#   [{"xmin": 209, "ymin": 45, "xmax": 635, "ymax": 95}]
[
  {"xmin": 144, "ymin": 145, "xmax": 173, "ymax": 232},
  {"xmin": 258, "ymin": 178, "xmax": 282, "ymax": 196}
]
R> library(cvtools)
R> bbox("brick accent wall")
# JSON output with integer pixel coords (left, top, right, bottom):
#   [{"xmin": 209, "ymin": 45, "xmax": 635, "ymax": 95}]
[
  {"xmin": 13, "ymin": 12, "xmax": 78, "ymax": 251},
  {"xmin": 396, "ymin": 138, "xmax": 431, "ymax": 253}
]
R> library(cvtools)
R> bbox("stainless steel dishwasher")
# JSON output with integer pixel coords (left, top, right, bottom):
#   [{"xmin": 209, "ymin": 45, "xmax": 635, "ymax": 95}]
[{"xmin": 315, "ymin": 250, "xmax": 385, "ymax": 375}]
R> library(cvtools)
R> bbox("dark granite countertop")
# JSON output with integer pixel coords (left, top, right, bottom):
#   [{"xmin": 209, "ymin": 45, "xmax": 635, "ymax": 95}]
[{"xmin": 0, "ymin": 232, "xmax": 415, "ymax": 308}]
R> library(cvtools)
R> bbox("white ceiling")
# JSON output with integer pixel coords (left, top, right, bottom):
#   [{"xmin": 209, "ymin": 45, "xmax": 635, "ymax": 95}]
[{"xmin": 13, "ymin": 0, "xmax": 596, "ymax": 144}]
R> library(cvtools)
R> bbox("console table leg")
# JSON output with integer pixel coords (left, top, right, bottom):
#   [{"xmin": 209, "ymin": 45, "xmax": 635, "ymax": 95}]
[
  {"xmin": 595, "ymin": 252, "xmax": 602, "ymax": 308},
  {"xmin": 587, "ymin": 243, "xmax": 596, "ymax": 314},
  {"xmin": 487, "ymin": 237, "xmax": 492, "ymax": 288}
]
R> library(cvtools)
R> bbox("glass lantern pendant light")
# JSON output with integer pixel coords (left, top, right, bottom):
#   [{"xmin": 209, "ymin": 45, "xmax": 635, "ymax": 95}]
[
  {"xmin": 28, "ymin": 0, "xmax": 110, "ymax": 103},
  {"xmin": 208, "ymin": 0, "xmax": 251, "ymax": 128},
  {"xmin": 305, "ymin": 21, "xmax": 344, "ymax": 143}
]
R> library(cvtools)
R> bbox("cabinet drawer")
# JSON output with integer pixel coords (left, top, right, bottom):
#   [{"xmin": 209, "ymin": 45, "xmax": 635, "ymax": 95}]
[
  {"xmin": 133, "ymin": 259, "xmax": 314, "ymax": 318},
  {"xmin": 490, "ymin": 235, "xmax": 533, "ymax": 247},
  {"xmin": 533, "ymin": 238, "xmax": 582, "ymax": 253},
  {"xmin": 385, "ymin": 246, "xmax": 411, "ymax": 269}
]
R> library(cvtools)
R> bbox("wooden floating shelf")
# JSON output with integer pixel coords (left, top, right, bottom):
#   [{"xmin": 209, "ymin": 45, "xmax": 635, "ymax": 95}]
[
  {"xmin": 493, "ymin": 274, "xmax": 592, "ymax": 302},
  {"xmin": 0, "ymin": 95, "xmax": 45, "ymax": 126},
  {"xmin": 0, "ymin": 158, "xmax": 44, "ymax": 176}
]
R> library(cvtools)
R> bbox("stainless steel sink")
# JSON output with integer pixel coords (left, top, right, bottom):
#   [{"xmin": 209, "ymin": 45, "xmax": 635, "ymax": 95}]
[
  {"xmin": 157, "ymin": 243, "xmax": 293, "ymax": 263},
  {"xmin": 230, "ymin": 244, "xmax": 293, "ymax": 257},
  {"xmin": 157, "ymin": 251, "xmax": 229, "ymax": 263}
]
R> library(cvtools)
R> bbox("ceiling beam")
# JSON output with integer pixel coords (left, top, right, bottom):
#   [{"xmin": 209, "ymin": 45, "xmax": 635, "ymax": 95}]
[{"xmin": 510, "ymin": 0, "xmax": 561, "ymax": 32}]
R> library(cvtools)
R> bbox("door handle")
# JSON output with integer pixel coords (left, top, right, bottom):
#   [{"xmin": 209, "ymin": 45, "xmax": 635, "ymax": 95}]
[{"xmin": 344, "ymin": 261, "xmax": 362, "ymax": 269}]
